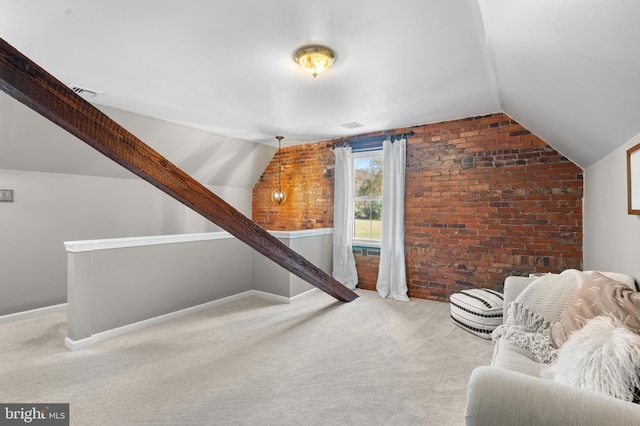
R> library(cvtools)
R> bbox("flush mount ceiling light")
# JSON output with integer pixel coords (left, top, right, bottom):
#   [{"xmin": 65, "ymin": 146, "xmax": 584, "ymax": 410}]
[
  {"xmin": 271, "ymin": 136, "xmax": 288, "ymax": 206},
  {"xmin": 294, "ymin": 45, "xmax": 335, "ymax": 78}
]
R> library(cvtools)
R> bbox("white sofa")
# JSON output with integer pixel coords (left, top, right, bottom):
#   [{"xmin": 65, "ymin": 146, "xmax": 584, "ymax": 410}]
[{"xmin": 465, "ymin": 275, "xmax": 640, "ymax": 426}]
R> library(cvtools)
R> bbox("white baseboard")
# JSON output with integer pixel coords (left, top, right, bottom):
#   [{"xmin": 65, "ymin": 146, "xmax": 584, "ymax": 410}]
[
  {"xmin": 64, "ymin": 289, "xmax": 302, "ymax": 351},
  {"xmin": 290, "ymin": 287, "xmax": 322, "ymax": 301},
  {"xmin": 251, "ymin": 288, "xmax": 321, "ymax": 304},
  {"xmin": 0, "ymin": 303, "xmax": 67, "ymax": 324},
  {"xmin": 251, "ymin": 289, "xmax": 293, "ymax": 304},
  {"xmin": 3, "ymin": 289, "xmax": 317, "ymax": 351}
]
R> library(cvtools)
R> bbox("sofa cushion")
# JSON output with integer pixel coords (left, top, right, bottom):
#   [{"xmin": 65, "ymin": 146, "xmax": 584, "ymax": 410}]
[
  {"xmin": 450, "ymin": 288, "xmax": 504, "ymax": 339},
  {"xmin": 550, "ymin": 272, "xmax": 640, "ymax": 348},
  {"xmin": 491, "ymin": 338, "xmax": 543, "ymax": 377}
]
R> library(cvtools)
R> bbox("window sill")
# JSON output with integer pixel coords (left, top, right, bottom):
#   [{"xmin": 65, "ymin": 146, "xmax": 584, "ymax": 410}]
[
  {"xmin": 352, "ymin": 240, "xmax": 381, "ymax": 257},
  {"xmin": 352, "ymin": 239, "xmax": 381, "ymax": 249}
]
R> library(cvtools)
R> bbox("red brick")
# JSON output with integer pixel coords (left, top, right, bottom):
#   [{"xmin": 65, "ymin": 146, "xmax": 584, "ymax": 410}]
[{"xmin": 252, "ymin": 113, "xmax": 583, "ymax": 301}]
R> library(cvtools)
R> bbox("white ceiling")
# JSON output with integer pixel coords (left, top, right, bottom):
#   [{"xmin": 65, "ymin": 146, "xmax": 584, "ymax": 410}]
[{"xmin": 1, "ymin": 0, "xmax": 640, "ymax": 169}]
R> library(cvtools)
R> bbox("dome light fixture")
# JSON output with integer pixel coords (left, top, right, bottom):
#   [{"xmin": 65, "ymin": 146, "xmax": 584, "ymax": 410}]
[
  {"xmin": 294, "ymin": 45, "xmax": 335, "ymax": 78},
  {"xmin": 271, "ymin": 136, "xmax": 288, "ymax": 206}
]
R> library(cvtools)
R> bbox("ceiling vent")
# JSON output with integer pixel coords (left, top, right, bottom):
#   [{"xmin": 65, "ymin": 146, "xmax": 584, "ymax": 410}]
[
  {"xmin": 340, "ymin": 122, "xmax": 364, "ymax": 129},
  {"xmin": 68, "ymin": 85, "xmax": 102, "ymax": 98}
]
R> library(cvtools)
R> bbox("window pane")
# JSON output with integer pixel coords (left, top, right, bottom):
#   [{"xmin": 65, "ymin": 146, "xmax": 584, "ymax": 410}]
[
  {"xmin": 354, "ymin": 200, "xmax": 382, "ymax": 240},
  {"xmin": 354, "ymin": 157, "xmax": 383, "ymax": 197},
  {"xmin": 370, "ymin": 200, "xmax": 382, "ymax": 240}
]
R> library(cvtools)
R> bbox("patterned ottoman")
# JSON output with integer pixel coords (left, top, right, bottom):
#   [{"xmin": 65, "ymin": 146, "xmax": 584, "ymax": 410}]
[{"xmin": 450, "ymin": 289, "xmax": 504, "ymax": 339}]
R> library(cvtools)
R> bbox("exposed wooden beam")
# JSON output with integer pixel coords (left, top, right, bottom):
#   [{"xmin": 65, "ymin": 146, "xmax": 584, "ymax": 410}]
[{"xmin": 0, "ymin": 38, "xmax": 358, "ymax": 302}]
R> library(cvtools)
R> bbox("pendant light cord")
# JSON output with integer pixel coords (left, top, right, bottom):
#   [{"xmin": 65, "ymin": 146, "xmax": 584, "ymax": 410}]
[{"xmin": 276, "ymin": 136, "xmax": 284, "ymax": 193}]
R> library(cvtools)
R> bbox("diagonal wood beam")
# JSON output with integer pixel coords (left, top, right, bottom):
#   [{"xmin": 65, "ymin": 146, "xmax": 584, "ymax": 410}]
[{"xmin": 0, "ymin": 38, "xmax": 358, "ymax": 302}]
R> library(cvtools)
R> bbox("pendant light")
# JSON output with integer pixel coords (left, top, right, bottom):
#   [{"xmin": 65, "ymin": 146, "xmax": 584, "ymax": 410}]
[{"xmin": 271, "ymin": 136, "xmax": 287, "ymax": 205}]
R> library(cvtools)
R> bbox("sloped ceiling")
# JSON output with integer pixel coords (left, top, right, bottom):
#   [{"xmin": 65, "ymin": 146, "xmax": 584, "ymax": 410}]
[
  {"xmin": 1, "ymin": 0, "xmax": 639, "ymax": 172},
  {"xmin": 480, "ymin": 0, "xmax": 640, "ymax": 167},
  {"xmin": 0, "ymin": 91, "xmax": 275, "ymax": 188}
]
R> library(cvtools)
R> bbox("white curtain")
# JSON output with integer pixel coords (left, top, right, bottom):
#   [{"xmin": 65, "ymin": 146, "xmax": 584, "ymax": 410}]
[
  {"xmin": 332, "ymin": 146, "xmax": 358, "ymax": 289},
  {"xmin": 376, "ymin": 138, "xmax": 409, "ymax": 301}
]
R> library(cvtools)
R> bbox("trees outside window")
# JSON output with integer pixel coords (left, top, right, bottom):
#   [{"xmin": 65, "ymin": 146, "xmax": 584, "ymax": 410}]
[{"xmin": 353, "ymin": 153, "xmax": 382, "ymax": 241}]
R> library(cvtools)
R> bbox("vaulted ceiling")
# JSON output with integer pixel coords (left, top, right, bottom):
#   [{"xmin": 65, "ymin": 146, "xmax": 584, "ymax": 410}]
[{"xmin": 1, "ymin": 0, "xmax": 639, "ymax": 170}]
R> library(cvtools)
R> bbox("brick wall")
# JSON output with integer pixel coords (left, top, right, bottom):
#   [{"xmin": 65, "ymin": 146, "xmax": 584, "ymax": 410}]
[
  {"xmin": 252, "ymin": 141, "xmax": 334, "ymax": 230},
  {"xmin": 252, "ymin": 113, "xmax": 583, "ymax": 301},
  {"xmin": 404, "ymin": 114, "xmax": 582, "ymax": 300},
  {"xmin": 352, "ymin": 247, "xmax": 380, "ymax": 292}
]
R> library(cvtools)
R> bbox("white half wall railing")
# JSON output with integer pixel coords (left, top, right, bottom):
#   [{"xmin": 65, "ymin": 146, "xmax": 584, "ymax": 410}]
[{"xmin": 63, "ymin": 228, "xmax": 334, "ymax": 350}]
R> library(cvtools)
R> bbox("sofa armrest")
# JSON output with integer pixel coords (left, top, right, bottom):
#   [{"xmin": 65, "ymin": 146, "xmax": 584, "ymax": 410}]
[
  {"xmin": 465, "ymin": 366, "xmax": 640, "ymax": 426},
  {"xmin": 502, "ymin": 276, "xmax": 536, "ymax": 319}
]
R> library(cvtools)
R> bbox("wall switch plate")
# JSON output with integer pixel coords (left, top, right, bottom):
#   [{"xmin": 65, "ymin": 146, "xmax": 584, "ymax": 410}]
[{"xmin": 0, "ymin": 189, "xmax": 13, "ymax": 202}]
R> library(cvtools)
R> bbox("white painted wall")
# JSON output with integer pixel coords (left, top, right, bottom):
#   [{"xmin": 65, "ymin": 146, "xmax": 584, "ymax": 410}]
[
  {"xmin": 0, "ymin": 169, "xmax": 156, "ymax": 314},
  {"xmin": 63, "ymin": 229, "xmax": 334, "ymax": 350},
  {"xmin": 253, "ymin": 229, "xmax": 333, "ymax": 298},
  {"xmin": 0, "ymin": 95, "xmax": 273, "ymax": 316},
  {"xmin": 0, "ymin": 169, "xmax": 253, "ymax": 315},
  {"xmin": 583, "ymin": 131, "xmax": 640, "ymax": 284}
]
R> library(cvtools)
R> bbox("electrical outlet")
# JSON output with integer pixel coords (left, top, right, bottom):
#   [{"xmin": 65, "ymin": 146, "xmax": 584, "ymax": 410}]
[{"xmin": 0, "ymin": 189, "xmax": 13, "ymax": 202}]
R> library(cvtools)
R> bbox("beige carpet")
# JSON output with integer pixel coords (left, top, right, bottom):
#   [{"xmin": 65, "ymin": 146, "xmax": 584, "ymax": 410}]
[{"xmin": 0, "ymin": 289, "xmax": 492, "ymax": 425}]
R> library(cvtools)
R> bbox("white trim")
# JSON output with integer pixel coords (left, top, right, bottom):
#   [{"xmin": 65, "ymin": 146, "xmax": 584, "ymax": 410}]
[
  {"xmin": 352, "ymin": 239, "xmax": 381, "ymax": 248},
  {"xmin": 64, "ymin": 231, "xmax": 234, "ymax": 253},
  {"xmin": 63, "ymin": 289, "xmax": 307, "ymax": 351},
  {"xmin": 251, "ymin": 290, "xmax": 293, "ymax": 304},
  {"xmin": 290, "ymin": 287, "xmax": 322, "ymax": 301},
  {"xmin": 268, "ymin": 228, "xmax": 333, "ymax": 239},
  {"xmin": 0, "ymin": 303, "xmax": 67, "ymax": 324},
  {"xmin": 64, "ymin": 228, "xmax": 334, "ymax": 253}
]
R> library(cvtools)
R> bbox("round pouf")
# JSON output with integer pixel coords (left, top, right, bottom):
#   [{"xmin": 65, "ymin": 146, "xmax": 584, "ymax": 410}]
[{"xmin": 450, "ymin": 289, "xmax": 504, "ymax": 339}]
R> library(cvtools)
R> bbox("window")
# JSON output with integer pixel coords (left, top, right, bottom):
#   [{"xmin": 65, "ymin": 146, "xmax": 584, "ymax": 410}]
[{"xmin": 353, "ymin": 151, "xmax": 383, "ymax": 244}]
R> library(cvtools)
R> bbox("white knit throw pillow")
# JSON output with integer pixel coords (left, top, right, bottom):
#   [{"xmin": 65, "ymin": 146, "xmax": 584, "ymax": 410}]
[
  {"xmin": 492, "ymin": 270, "xmax": 583, "ymax": 363},
  {"xmin": 509, "ymin": 270, "xmax": 583, "ymax": 327},
  {"xmin": 542, "ymin": 315, "xmax": 640, "ymax": 402}
]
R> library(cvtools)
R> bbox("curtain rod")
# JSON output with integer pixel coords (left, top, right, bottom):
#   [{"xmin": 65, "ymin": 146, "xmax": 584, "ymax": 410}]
[{"xmin": 331, "ymin": 130, "xmax": 415, "ymax": 151}]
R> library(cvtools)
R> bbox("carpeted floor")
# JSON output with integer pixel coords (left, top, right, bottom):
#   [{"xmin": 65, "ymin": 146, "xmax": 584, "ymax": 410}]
[{"xmin": 0, "ymin": 289, "xmax": 492, "ymax": 425}]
